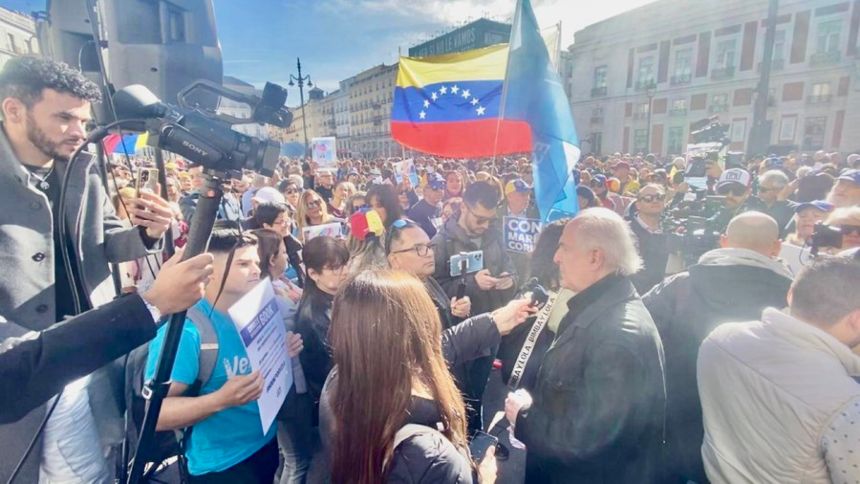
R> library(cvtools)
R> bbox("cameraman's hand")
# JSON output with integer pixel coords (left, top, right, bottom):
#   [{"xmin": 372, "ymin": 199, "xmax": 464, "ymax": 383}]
[
  {"xmin": 214, "ymin": 371, "xmax": 263, "ymax": 409},
  {"xmin": 475, "ymin": 269, "xmax": 498, "ymax": 291},
  {"xmin": 450, "ymin": 296, "xmax": 471, "ymax": 318},
  {"xmin": 491, "ymin": 298, "xmax": 538, "ymax": 335},
  {"xmin": 142, "ymin": 250, "xmax": 213, "ymax": 316},
  {"xmin": 477, "ymin": 445, "xmax": 497, "ymax": 484}
]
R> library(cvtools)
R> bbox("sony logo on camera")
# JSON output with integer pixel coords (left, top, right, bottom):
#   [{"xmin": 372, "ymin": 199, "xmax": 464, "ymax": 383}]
[{"xmin": 181, "ymin": 139, "xmax": 209, "ymax": 157}]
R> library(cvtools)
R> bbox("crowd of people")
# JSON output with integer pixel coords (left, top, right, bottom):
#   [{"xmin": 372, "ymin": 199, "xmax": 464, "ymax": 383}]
[{"xmin": 2, "ymin": 56, "xmax": 860, "ymax": 484}]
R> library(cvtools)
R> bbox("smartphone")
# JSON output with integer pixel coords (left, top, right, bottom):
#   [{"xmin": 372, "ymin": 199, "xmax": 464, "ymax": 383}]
[
  {"xmin": 136, "ymin": 168, "xmax": 159, "ymax": 196},
  {"xmin": 449, "ymin": 250, "xmax": 484, "ymax": 277},
  {"xmin": 468, "ymin": 431, "xmax": 499, "ymax": 463}
]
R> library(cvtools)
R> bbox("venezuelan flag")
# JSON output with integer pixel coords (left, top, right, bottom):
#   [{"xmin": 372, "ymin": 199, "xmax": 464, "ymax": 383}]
[{"xmin": 391, "ymin": 44, "xmax": 532, "ymax": 157}]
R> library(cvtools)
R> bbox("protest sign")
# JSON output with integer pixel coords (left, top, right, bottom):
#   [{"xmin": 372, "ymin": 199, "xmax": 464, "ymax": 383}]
[
  {"xmin": 302, "ymin": 222, "xmax": 343, "ymax": 241},
  {"xmin": 311, "ymin": 137, "xmax": 337, "ymax": 168},
  {"xmin": 228, "ymin": 279, "xmax": 292, "ymax": 434},
  {"xmin": 504, "ymin": 216, "xmax": 542, "ymax": 254},
  {"xmin": 393, "ymin": 158, "xmax": 419, "ymax": 186}
]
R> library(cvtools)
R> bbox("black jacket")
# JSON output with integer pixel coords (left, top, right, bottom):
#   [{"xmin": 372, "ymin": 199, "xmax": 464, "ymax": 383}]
[
  {"xmin": 0, "ymin": 294, "xmax": 156, "ymax": 482},
  {"xmin": 629, "ymin": 217, "xmax": 669, "ymax": 295},
  {"xmin": 295, "ymin": 290, "xmax": 334, "ymax": 405},
  {"xmin": 431, "ymin": 214, "xmax": 517, "ymax": 316},
  {"xmin": 642, "ymin": 256, "xmax": 791, "ymax": 483},
  {"xmin": 517, "ymin": 275, "xmax": 666, "ymax": 484},
  {"xmin": 407, "ymin": 199, "xmax": 441, "ymax": 239}
]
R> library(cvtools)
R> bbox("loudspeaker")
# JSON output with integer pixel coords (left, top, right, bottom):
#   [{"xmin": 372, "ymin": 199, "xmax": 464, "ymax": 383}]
[{"xmin": 38, "ymin": 0, "xmax": 222, "ymax": 122}]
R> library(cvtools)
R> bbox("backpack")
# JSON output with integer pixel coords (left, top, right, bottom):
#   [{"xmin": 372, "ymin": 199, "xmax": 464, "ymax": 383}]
[{"xmin": 123, "ymin": 304, "xmax": 220, "ymax": 482}]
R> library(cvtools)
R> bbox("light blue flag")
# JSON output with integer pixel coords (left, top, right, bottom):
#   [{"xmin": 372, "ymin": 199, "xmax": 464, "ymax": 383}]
[{"xmin": 501, "ymin": 0, "xmax": 580, "ymax": 221}]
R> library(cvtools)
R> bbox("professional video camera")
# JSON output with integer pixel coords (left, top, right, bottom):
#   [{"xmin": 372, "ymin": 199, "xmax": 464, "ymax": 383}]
[
  {"xmin": 662, "ymin": 192, "xmax": 724, "ymax": 267},
  {"xmin": 810, "ymin": 223, "xmax": 844, "ymax": 257},
  {"xmin": 690, "ymin": 115, "xmax": 730, "ymax": 146},
  {"xmin": 112, "ymin": 80, "xmax": 293, "ymax": 177}
]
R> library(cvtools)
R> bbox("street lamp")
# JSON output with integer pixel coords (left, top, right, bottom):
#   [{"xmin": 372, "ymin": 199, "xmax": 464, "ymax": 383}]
[
  {"xmin": 288, "ymin": 57, "xmax": 313, "ymax": 158},
  {"xmin": 644, "ymin": 81, "xmax": 656, "ymax": 154}
]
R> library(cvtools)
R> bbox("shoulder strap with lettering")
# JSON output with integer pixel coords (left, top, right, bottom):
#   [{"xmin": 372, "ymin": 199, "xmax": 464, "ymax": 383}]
[
  {"xmin": 185, "ymin": 304, "xmax": 220, "ymax": 395},
  {"xmin": 508, "ymin": 292, "xmax": 558, "ymax": 390}
]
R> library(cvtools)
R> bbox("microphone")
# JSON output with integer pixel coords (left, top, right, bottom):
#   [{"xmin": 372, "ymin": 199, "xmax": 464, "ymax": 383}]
[
  {"xmin": 112, "ymin": 84, "xmax": 172, "ymax": 120},
  {"xmin": 524, "ymin": 277, "xmax": 549, "ymax": 308}
]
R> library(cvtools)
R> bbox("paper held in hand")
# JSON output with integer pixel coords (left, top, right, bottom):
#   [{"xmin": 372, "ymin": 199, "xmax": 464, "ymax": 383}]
[{"xmin": 228, "ymin": 278, "xmax": 292, "ymax": 434}]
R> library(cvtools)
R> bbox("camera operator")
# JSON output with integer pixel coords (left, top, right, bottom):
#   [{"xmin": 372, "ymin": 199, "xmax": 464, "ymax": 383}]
[
  {"xmin": 642, "ymin": 211, "xmax": 792, "ymax": 483},
  {"xmin": 698, "ymin": 257, "xmax": 860, "ymax": 482},
  {"xmin": 756, "ymin": 170, "xmax": 795, "ymax": 236},
  {"xmin": 827, "ymin": 169, "xmax": 860, "ymax": 208},
  {"xmin": 709, "ymin": 168, "xmax": 765, "ymax": 234},
  {"xmin": 0, "ymin": 57, "xmax": 171, "ymax": 482},
  {"xmin": 0, "ymin": 251, "xmax": 213, "ymax": 482}
]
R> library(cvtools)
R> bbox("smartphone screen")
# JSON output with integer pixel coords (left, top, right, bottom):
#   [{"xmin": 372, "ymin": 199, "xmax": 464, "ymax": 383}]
[
  {"xmin": 136, "ymin": 168, "xmax": 159, "ymax": 196},
  {"xmin": 468, "ymin": 431, "xmax": 498, "ymax": 463}
]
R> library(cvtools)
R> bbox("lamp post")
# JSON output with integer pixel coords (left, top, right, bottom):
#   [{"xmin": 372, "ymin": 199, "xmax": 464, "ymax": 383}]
[
  {"xmin": 645, "ymin": 81, "xmax": 656, "ymax": 154},
  {"xmin": 288, "ymin": 57, "xmax": 312, "ymax": 158}
]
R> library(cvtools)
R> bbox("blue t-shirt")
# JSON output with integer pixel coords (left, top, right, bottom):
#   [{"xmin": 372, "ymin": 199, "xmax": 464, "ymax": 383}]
[{"xmin": 144, "ymin": 299, "xmax": 276, "ymax": 476}]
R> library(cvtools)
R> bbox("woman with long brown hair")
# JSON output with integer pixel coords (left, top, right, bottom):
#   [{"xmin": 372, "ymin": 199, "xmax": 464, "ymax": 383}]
[{"xmin": 327, "ymin": 270, "xmax": 497, "ymax": 483}]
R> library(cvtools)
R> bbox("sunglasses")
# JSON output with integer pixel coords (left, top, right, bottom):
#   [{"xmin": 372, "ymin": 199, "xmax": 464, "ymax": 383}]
[
  {"xmin": 840, "ymin": 225, "xmax": 860, "ymax": 236},
  {"xmin": 638, "ymin": 194, "xmax": 666, "ymax": 203},
  {"xmin": 717, "ymin": 184, "xmax": 747, "ymax": 197},
  {"xmin": 306, "ymin": 199, "xmax": 322, "ymax": 208},
  {"xmin": 285, "ymin": 188, "xmax": 300, "ymax": 194}
]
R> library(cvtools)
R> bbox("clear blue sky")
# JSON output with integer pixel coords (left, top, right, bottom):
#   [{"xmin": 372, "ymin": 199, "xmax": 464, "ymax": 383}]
[{"xmin": 1, "ymin": 0, "xmax": 656, "ymax": 105}]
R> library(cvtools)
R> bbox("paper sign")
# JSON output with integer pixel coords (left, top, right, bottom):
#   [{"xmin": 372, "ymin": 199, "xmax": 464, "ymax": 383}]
[
  {"xmin": 311, "ymin": 137, "xmax": 337, "ymax": 168},
  {"xmin": 302, "ymin": 221, "xmax": 343, "ymax": 241},
  {"xmin": 779, "ymin": 243, "xmax": 814, "ymax": 277},
  {"xmin": 227, "ymin": 279, "xmax": 291, "ymax": 434},
  {"xmin": 504, "ymin": 216, "xmax": 542, "ymax": 254},
  {"xmin": 393, "ymin": 158, "xmax": 419, "ymax": 187}
]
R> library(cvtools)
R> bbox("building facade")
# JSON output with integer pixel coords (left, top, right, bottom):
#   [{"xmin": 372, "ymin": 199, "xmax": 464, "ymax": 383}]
[
  {"xmin": 567, "ymin": 0, "xmax": 860, "ymax": 157},
  {"xmin": 345, "ymin": 63, "xmax": 400, "ymax": 158},
  {"xmin": 0, "ymin": 7, "xmax": 38, "ymax": 68},
  {"xmin": 409, "ymin": 18, "xmax": 510, "ymax": 57}
]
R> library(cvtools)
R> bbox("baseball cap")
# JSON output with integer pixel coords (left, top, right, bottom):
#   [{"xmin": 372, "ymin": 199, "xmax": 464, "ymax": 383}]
[
  {"xmin": 590, "ymin": 174, "xmax": 608, "ymax": 187},
  {"xmin": 837, "ymin": 169, "xmax": 860, "ymax": 185},
  {"xmin": 717, "ymin": 168, "xmax": 751, "ymax": 189},
  {"xmin": 847, "ymin": 154, "xmax": 860, "ymax": 168},
  {"xmin": 794, "ymin": 200, "xmax": 834, "ymax": 213},
  {"xmin": 505, "ymin": 178, "xmax": 531, "ymax": 195},
  {"xmin": 253, "ymin": 186, "xmax": 286, "ymax": 205},
  {"xmin": 427, "ymin": 173, "xmax": 447, "ymax": 191}
]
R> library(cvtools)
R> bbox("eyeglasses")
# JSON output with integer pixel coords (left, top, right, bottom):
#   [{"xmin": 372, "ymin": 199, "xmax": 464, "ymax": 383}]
[
  {"xmin": 717, "ymin": 184, "xmax": 747, "ymax": 197},
  {"xmin": 840, "ymin": 225, "xmax": 860, "ymax": 236},
  {"xmin": 391, "ymin": 242, "xmax": 435, "ymax": 257},
  {"xmin": 465, "ymin": 204, "xmax": 496, "ymax": 225},
  {"xmin": 638, "ymin": 194, "xmax": 665, "ymax": 203}
]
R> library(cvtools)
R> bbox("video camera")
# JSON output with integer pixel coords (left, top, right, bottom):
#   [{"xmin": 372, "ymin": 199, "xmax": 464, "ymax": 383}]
[
  {"xmin": 810, "ymin": 223, "xmax": 843, "ymax": 257},
  {"xmin": 112, "ymin": 80, "xmax": 293, "ymax": 178},
  {"xmin": 662, "ymin": 192, "xmax": 724, "ymax": 267}
]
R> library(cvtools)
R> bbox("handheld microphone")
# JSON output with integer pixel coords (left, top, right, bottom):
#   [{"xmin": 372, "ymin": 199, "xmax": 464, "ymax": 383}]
[{"xmin": 525, "ymin": 278, "xmax": 550, "ymax": 308}]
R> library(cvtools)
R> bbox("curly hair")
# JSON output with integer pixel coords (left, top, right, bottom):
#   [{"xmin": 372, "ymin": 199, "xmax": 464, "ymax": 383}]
[{"xmin": 0, "ymin": 56, "xmax": 102, "ymax": 106}]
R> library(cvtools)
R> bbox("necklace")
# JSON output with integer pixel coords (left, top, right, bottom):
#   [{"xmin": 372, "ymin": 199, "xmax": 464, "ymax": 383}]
[{"xmin": 27, "ymin": 164, "xmax": 54, "ymax": 191}]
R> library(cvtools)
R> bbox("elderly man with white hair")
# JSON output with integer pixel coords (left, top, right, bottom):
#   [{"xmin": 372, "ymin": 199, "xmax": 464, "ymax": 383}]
[{"xmin": 505, "ymin": 207, "xmax": 667, "ymax": 484}]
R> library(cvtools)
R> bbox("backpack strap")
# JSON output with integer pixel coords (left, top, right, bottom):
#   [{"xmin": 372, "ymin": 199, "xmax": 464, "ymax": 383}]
[
  {"xmin": 185, "ymin": 304, "xmax": 220, "ymax": 395},
  {"xmin": 383, "ymin": 424, "xmax": 446, "ymax": 470}
]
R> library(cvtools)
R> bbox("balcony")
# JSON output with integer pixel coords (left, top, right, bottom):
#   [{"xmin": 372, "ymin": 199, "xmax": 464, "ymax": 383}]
[
  {"xmin": 635, "ymin": 80, "xmax": 657, "ymax": 92},
  {"xmin": 807, "ymin": 94, "xmax": 833, "ymax": 104},
  {"xmin": 668, "ymin": 107, "xmax": 687, "ymax": 117},
  {"xmin": 590, "ymin": 86, "xmax": 607, "ymax": 98},
  {"xmin": 710, "ymin": 66, "xmax": 735, "ymax": 80},
  {"xmin": 708, "ymin": 104, "xmax": 729, "ymax": 114},
  {"xmin": 670, "ymin": 74, "xmax": 691, "ymax": 86},
  {"xmin": 810, "ymin": 50, "xmax": 841, "ymax": 67},
  {"xmin": 757, "ymin": 58, "xmax": 785, "ymax": 72},
  {"xmin": 633, "ymin": 112, "xmax": 650, "ymax": 120},
  {"xmin": 590, "ymin": 116, "xmax": 604, "ymax": 124}
]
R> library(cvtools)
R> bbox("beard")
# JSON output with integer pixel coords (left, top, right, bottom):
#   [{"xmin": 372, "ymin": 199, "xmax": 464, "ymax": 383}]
[{"xmin": 25, "ymin": 112, "xmax": 78, "ymax": 162}]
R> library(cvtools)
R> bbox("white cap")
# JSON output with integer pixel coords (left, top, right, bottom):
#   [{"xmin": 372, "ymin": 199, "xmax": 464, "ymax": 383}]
[
  {"xmin": 717, "ymin": 168, "xmax": 751, "ymax": 189},
  {"xmin": 253, "ymin": 186, "xmax": 285, "ymax": 205}
]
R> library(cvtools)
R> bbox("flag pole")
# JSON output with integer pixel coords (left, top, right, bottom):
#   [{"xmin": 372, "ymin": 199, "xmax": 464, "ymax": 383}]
[{"xmin": 492, "ymin": 0, "xmax": 522, "ymax": 166}]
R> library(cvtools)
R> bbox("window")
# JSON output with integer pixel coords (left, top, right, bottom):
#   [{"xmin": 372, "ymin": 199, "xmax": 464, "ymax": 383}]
[
  {"xmin": 670, "ymin": 98, "xmax": 687, "ymax": 114},
  {"xmin": 731, "ymin": 119, "xmax": 747, "ymax": 142},
  {"xmin": 667, "ymin": 127, "xmax": 684, "ymax": 154},
  {"xmin": 672, "ymin": 48, "xmax": 693, "ymax": 83},
  {"xmin": 634, "ymin": 129, "xmax": 648, "ymax": 152},
  {"xmin": 817, "ymin": 19, "xmax": 842, "ymax": 54},
  {"xmin": 7, "ymin": 34, "xmax": 16, "ymax": 53},
  {"xmin": 167, "ymin": 7, "xmax": 186, "ymax": 42},
  {"xmin": 711, "ymin": 93, "xmax": 729, "ymax": 112},
  {"xmin": 714, "ymin": 39, "xmax": 737, "ymax": 70},
  {"xmin": 773, "ymin": 29, "xmax": 786, "ymax": 62},
  {"xmin": 810, "ymin": 82, "xmax": 832, "ymax": 103},
  {"xmin": 591, "ymin": 132, "xmax": 603, "ymax": 154},
  {"xmin": 637, "ymin": 56, "xmax": 655, "ymax": 86},
  {"xmin": 802, "ymin": 117, "xmax": 827, "ymax": 150},
  {"xmin": 634, "ymin": 102, "xmax": 650, "ymax": 120},
  {"xmin": 593, "ymin": 65, "xmax": 607, "ymax": 88}
]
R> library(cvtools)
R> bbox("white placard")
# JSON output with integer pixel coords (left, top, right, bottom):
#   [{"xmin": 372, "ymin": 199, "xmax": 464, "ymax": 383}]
[
  {"xmin": 227, "ymin": 279, "xmax": 292, "ymax": 434},
  {"xmin": 311, "ymin": 137, "xmax": 337, "ymax": 168}
]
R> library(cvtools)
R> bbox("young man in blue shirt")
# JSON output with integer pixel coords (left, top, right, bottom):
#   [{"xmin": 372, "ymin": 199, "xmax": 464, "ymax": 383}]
[{"xmin": 145, "ymin": 228, "xmax": 302, "ymax": 483}]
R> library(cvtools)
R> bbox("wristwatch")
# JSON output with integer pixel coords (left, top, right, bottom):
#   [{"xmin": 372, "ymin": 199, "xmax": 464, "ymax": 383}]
[{"xmin": 141, "ymin": 295, "xmax": 163, "ymax": 324}]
